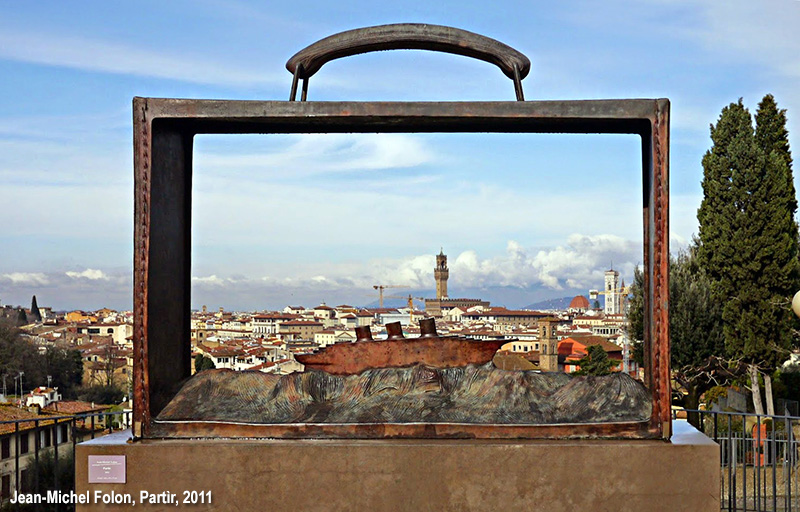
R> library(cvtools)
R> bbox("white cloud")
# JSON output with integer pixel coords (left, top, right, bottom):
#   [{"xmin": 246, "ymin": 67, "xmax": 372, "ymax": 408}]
[
  {"xmin": 192, "ymin": 275, "xmax": 227, "ymax": 287},
  {"xmin": 0, "ymin": 233, "xmax": 643, "ymax": 310},
  {"xmin": 449, "ymin": 235, "xmax": 640, "ymax": 291},
  {"xmin": 0, "ymin": 272, "xmax": 50, "ymax": 286},
  {"xmin": 0, "ymin": 269, "xmax": 131, "ymax": 310},
  {"xmin": 65, "ymin": 269, "xmax": 109, "ymax": 280},
  {"xmin": 197, "ymin": 134, "xmax": 434, "ymax": 178},
  {"xmin": 0, "ymin": 28, "xmax": 281, "ymax": 87},
  {"xmin": 193, "ymin": 234, "xmax": 641, "ymax": 306}
]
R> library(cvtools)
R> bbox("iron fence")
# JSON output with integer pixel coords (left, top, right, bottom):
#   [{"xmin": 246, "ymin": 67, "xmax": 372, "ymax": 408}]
[
  {"xmin": 680, "ymin": 409, "xmax": 800, "ymax": 511},
  {"xmin": 0, "ymin": 409, "xmax": 131, "ymax": 511}
]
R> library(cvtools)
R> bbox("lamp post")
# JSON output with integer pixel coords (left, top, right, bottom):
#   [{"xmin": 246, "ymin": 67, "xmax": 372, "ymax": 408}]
[{"xmin": 793, "ymin": 291, "xmax": 800, "ymax": 318}]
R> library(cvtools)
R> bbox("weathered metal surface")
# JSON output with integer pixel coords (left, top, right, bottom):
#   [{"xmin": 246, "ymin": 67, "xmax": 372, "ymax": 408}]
[
  {"xmin": 650, "ymin": 99, "xmax": 671, "ymax": 438},
  {"xmin": 156, "ymin": 365, "xmax": 651, "ymax": 428},
  {"xmin": 133, "ymin": 96, "xmax": 670, "ymax": 440},
  {"xmin": 296, "ymin": 323, "xmax": 507, "ymax": 375},
  {"xmin": 285, "ymin": 24, "xmax": 530, "ymax": 101},
  {"xmin": 133, "ymin": 98, "xmax": 663, "ymax": 134}
]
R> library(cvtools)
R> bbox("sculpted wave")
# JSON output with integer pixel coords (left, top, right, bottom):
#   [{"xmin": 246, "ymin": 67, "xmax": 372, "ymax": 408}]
[{"xmin": 157, "ymin": 364, "xmax": 652, "ymax": 425}]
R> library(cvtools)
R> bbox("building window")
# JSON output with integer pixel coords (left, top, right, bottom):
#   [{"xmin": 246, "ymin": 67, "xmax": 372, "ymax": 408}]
[
  {"xmin": 41, "ymin": 429, "xmax": 51, "ymax": 448},
  {"xmin": 1, "ymin": 438, "xmax": 9, "ymax": 459},
  {"xmin": 108, "ymin": 328, "xmax": 114, "ymax": 334},
  {"xmin": 20, "ymin": 469, "xmax": 30, "ymax": 493},
  {"xmin": 20, "ymin": 432, "xmax": 29, "ymax": 454},
  {"xmin": 1, "ymin": 474, "xmax": 10, "ymax": 500}
]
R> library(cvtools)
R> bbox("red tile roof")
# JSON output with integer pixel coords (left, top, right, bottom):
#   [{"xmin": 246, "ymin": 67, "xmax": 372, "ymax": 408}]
[
  {"xmin": 43, "ymin": 401, "xmax": 112, "ymax": 415},
  {"xmin": 0, "ymin": 406, "xmax": 70, "ymax": 435},
  {"xmin": 569, "ymin": 295, "xmax": 590, "ymax": 309}
]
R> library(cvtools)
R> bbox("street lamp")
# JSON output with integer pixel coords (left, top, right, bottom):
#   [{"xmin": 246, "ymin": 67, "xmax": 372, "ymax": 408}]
[{"xmin": 792, "ymin": 291, "xmax": 800, "ymax": 318}]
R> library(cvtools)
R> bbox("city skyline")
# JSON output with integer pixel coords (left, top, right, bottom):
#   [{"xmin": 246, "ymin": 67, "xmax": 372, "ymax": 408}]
[{"xmin": 2, "ymin": 1, "xmax": 799, "ymax": 309}]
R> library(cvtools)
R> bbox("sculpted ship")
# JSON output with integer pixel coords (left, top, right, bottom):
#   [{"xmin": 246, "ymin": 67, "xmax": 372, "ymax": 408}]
[{"xmin": 295, "ymin": 318, "xmax": 508, "ymax": 375}]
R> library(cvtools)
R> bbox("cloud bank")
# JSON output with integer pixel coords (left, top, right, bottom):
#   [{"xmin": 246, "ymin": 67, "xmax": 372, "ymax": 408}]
[{"xmin": 1, "ymin": 235, "xmax": 644, "ymax": 311}]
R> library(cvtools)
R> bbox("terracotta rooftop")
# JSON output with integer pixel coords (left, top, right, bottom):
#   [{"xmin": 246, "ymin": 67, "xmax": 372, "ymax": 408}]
[
  {"xmin": 43, "ymin": 401, "xmax": 112, "ymax": 415},
  {"xmin": 569, "ymin": 295, "xmax": 590, "ymax": 309},
  {"xmin": 281, "ymin": 320, "xmax": 323, "ymax": 326},
  {"xmin": 0, "ymin": 406, "xmax": 69, "ymax": 435}
]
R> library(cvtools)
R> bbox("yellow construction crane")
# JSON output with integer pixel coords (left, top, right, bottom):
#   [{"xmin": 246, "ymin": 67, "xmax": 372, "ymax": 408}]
[
  {"xmin": 406, "ymin": 295, "xmax": 426, "ymax": 324},
  {"xmin": 373, "ymin": 284, "xmax": 409, "ymax": 308}
]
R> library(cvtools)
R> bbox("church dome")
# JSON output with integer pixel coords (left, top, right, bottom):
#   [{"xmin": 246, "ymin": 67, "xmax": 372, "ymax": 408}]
[{"xmin": 569, "ymin": 295, "xmax": 590, "ymax": 310}]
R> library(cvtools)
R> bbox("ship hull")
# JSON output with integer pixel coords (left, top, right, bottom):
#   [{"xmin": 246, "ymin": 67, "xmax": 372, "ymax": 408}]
[{"xmin": 296, "ymin": 336, "xmax": 506, "ymax": 375}]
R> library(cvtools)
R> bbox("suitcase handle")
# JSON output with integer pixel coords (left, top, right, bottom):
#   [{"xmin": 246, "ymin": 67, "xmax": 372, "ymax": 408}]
[{"xmin": 286, "ymin": 23, "xmax": 530, "ymax": 101}]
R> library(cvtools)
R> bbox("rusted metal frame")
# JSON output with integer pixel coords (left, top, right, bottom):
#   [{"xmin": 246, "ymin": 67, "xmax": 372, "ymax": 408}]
[
  {"xmin": 134, "ymin": 104, "xmax": 195, "ymax": 437},
  {"xmin": 642, "ymin": 100, "xmax": 670, "ymax": 439},
  {"xmin": 133, "ymin": 101, "xmax": 149, "ymax": 438},
  {"xmin": 285, "ymin": 24, "xmax": 530, "ymax": 102},
  {"xmin": 136, "ymin": 99, "xmax": 659, "ymax": 133},
  {"xmin": 133, "ymin": 97, "xmax": 670, "ymax": 439}
]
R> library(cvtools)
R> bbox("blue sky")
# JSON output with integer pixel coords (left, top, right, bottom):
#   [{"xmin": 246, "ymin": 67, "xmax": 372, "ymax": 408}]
[{"xmin": 1, "ymin": 0, "xmax": 799, "ymax": 310}]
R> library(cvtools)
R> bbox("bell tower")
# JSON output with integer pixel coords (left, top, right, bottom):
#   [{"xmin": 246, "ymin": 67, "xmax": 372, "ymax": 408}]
[
  {"xmin": 604, "ymin": 268, "xmax": 621, "ymax": 315},
  {"xmin": 434, "ymin": 248, "xmax": 449, "ymax": 300},
  {"xmin": 538, "ymin": 317, "xmax": 559, "ymax": 372}
]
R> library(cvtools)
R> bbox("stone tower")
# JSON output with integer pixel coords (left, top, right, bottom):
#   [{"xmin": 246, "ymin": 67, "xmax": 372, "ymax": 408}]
[
  {"xmin": 434, "ymin": 249, "xmax": 449, "ymax": 300},
  {"xmin": 604, "ymin": 268, "xmax": 621, "ymax": 315},
  {"xmin": 538, "ymin": 317, "xmax": 559, "ymax": 372}
]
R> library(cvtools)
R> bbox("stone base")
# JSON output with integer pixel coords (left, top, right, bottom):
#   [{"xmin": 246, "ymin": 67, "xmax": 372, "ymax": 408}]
[{"xmin": 76, "ymin": 421, "xmax": 718, "ymax": 512}]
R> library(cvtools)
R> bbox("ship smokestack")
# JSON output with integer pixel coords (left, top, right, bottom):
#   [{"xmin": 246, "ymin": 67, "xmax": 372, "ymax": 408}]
[
  {"xmin": 419, "ymin": 318, "xmax": 437, "ymax": 337},
  {"xmin": 355, "ymin": 326, "xmax": 374, "ymax": 342},
  {"xmin": 386, "ymin": 322, "xmax": 405, "ymax": 340}
]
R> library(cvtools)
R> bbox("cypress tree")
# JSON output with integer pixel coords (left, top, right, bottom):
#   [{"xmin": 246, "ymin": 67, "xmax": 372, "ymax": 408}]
[
  {"xmin": 696, "ymin": 96, "xmax": 800, "ymax": 414},
  {"xmin": 16, "ymin": 308, "xmax": 27, "ymax": 325},
  {"xmin": 30, "ymin": 295, "xmax": 42, "ymax": 323},
  {"xmin": 754, "ymin": 94, "xmax": 799, "ymax": 296},
  {"xmin": 696, "ymin": 100, "xmax": 753, "ymax": 301},
  {"xmin": 754, "ymin": 95, "xmax": 800, "ymax": 413}
]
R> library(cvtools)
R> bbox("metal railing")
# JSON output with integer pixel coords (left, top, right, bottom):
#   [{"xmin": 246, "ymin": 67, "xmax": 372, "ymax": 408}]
[
  {"xmin": 679, "ymin": 409, "xmax": 800, "ymax": 511},
  {"xmin": 0, "ymin": 409, "xmax": 131, "ymax": 511}
]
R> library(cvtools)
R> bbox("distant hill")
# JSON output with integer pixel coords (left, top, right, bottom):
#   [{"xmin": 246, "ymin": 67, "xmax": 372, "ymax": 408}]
[
  {"xmin": 362, "ymin": 290, "xmax": 432, "ymax": 309},
  {"xmin": 524, "ymin": 295, "xmax": 605, "ymax": 311}
]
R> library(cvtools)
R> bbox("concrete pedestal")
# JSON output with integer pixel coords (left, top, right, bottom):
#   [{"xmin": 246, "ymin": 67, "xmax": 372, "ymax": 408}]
[{"xmin": 76, "ymin": 421, "xmax": 718, "ymax": 511}]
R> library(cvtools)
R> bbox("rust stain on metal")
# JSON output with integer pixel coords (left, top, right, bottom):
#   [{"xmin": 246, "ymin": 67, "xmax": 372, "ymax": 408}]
[
  {"xmin": 285, "ymin": 24, "xmax": 530, "ymax": 101},
  {"xmin": 296, "ymin": 319, "xmax": 507, "ymax": 375}
]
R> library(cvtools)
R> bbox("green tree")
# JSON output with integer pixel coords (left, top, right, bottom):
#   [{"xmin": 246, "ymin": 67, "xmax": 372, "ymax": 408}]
[
  {"xmin": 669, "ymin": 249, "xmax": 726, "ymax": 425},
  {"xmin": 573, "ymin": 345, "xmax": 616, "ymax": 376},
  {"xmin": 627, "ymin": 251, "xmax": 731, "ymax": 426},
  {"xmin": 627, "ymin": 266, "xmax": 644, "ymax": 367},
  {"xmin": 30, "ymin": 295, "xmax": 42, "ymax": 323},
  {"xmin": 0, "ymin": 321, "xmax": 46, "ymax": 395},
  {"xmin": 17, "ymin": 308, "xmax": 27, "ymax": 325},
  {"xmin": 696, "ymin": 96, "xmax": 800, "ymax": 415},
  {"xmin": 753, "ymin": 94, "xmax": 800, "ymax": 414},
  {"xmin": 194, "ymin": 353, "xmax": 216, "ymax": 373},
  {"xmin": 78, "ymin": 384, "xmax": 125, "ymax": 405},
  {"xmin": 45, "ymin": 347, "xmax": 84, "ymax": 398}
]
